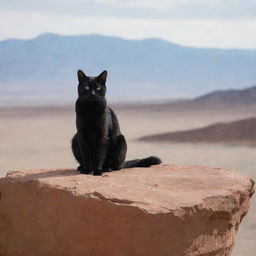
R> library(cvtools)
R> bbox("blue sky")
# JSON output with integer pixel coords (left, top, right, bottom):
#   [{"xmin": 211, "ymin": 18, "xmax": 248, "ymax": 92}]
[{"xmin": 1, "ymin": 0, "xmax": 256, "ymax": 48}]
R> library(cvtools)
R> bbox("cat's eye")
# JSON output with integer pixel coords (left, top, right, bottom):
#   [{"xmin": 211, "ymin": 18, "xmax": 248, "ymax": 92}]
[
  {"xmin": 85, "ymin": 86, "xmax": 90, "ymax": 90},
  {"xmin": 96, "ymin": 86, "xmax": 101, "ymax": 91}
]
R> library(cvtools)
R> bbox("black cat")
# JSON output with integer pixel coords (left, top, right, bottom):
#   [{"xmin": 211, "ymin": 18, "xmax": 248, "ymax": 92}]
[{"xmin": 71, "ymin": 69, "xmax": 161, "ymax": 176}]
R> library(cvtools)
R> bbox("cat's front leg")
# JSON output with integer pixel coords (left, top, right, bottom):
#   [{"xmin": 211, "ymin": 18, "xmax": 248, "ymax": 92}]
[
  {"xmin": 91, "ymin": 140, "xmax": 108, "ymax": 176},
  {"xmin": 71, "ymin": 134, "xmax": 92, "ymax": 174}
]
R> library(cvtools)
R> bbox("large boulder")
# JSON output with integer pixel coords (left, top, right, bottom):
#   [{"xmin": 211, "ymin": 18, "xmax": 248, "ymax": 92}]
[{"xmin": 0, "ymin": 165, "xmax": 254, "ymax": 256}]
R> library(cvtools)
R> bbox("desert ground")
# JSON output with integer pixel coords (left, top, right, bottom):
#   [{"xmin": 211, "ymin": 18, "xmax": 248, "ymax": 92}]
[{"xmin": 0, "ymin": 104, "xmax": 255, "ymax": 255}]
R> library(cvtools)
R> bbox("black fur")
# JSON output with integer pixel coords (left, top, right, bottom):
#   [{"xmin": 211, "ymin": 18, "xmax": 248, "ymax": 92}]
[{"xmin": 71, "ymin": 69, "xmax": 161, "ymax": 175}]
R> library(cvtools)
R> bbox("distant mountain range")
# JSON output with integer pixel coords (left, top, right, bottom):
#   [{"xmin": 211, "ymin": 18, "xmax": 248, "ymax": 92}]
[
  {"xmin": 139, "ymin": 118, "xmax": 256, "ymax": 145},
  {"xmin": 1, "ymin": 33, "xmax": 256, "ymax": 105},
  {"xmin": 116, "ymin": 86, "xmax": 256, "ymax": 111},
  {"xmin": 193, "ymin": 86, "xmax": 256, "ymax": 106}
]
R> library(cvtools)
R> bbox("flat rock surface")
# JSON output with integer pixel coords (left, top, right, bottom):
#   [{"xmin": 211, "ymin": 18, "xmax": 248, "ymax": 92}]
[{"xmin": 0, "ymin": 165, "xmax": 254, "ymax": 256}]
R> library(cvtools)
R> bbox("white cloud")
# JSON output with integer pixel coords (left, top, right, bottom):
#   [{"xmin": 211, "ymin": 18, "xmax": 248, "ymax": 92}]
[{"xmin": 1, "ymin": 10, "xmax": 256, "ymax": 49}]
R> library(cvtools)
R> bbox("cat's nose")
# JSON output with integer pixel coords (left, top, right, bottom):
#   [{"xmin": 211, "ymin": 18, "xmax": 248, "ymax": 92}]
[{"xmin": 91, "ymin": 90, "xmax": 95, "ymax": 95}]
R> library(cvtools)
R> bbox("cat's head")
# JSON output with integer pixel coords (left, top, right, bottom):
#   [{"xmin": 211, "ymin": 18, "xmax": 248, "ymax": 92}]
[{"xmin": 77, "ymin": 69, "xmax": 107, "ymax": 100}]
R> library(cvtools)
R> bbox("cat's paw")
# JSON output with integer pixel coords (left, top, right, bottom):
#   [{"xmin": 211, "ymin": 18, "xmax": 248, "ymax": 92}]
[
  {"xmin": 93, "ymin": 170, "xmax": 102, "ymax": 176},
  {"xmin": 77, "ymin": 166, "xmax": 92, "ymax": 174}
]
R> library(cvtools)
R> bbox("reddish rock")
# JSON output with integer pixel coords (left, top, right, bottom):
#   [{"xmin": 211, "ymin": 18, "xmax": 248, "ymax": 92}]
[{"xmin": 0, "ymin": 165, "xmax": 254, "ymax": 256}]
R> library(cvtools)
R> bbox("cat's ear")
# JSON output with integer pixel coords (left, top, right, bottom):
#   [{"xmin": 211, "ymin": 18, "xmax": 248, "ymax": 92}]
[
  {"xmin": 97, "ymin": 70, "xmax": 107, "ymax": 83},
  {"xmin": 77, "ymin": 69, "xmax": 88, "ymax": 83}
]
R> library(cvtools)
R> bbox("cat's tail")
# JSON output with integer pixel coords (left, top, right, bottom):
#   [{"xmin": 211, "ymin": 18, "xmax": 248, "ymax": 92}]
[{"xmin": 122, "ymin": 156, "xmax": 161, "ymax": 169}]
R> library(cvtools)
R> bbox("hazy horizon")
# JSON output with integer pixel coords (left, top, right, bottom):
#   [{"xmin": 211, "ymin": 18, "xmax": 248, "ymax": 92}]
[{"xmin": 1, "ymin": 33, "xmax": 256, "ymax": 106}]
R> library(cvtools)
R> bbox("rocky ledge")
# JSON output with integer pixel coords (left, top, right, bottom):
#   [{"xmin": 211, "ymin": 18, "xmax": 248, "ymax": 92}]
[{"xmin": 0, "ymin": 165, "xmax": 254, "ymax": 256}]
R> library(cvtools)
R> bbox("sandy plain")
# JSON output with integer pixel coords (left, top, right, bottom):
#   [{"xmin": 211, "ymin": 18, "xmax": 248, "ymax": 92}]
[{"xmin": 0, "ymin": 104, "xmax": 255, "ymax": 255}]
